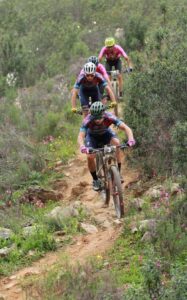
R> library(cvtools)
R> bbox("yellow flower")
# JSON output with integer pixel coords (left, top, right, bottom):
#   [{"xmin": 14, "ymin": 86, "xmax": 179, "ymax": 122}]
[{"xmin": 96, "ymin": 255, "xmax": 102, "ymax": 260}]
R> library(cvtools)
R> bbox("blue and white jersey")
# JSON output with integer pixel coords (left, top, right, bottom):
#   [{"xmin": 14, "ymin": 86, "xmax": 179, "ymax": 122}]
[{"xmin": 74, "ymin": 72, "xmax": 107, "ymax": 89}]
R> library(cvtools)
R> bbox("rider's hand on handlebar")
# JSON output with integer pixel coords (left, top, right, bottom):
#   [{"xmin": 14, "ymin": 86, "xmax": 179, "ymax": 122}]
[
  {"xmin": 110, "ymin": 101, "xmax": 117, "ymax": 108},
  {"xmin": 127, "ymin": 67, "xmax": 133, "ymax": 73},
  {"xmin": 80, "ymin": 146, "xmax": 94, "ymax": 154},
  {"xmin": 71, "ymin": 107, "xmax": 77, "ymax": 113},
  {"xmin": 80, "ymin": 145, "xmax": 88, "ymax": 153},
  {"xmin": 127, "ymin": 139, "xmax": 136, "ymax": 147}
]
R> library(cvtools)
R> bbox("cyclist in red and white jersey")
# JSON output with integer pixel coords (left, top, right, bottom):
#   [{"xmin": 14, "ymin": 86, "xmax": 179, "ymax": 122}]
[{"xmin": 98, "ymin": 37, "xmax": 133, "ymax": 98}]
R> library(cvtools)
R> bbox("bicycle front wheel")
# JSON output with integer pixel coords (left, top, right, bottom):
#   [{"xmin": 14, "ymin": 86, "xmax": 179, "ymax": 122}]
[{"xmin": 110, "ymin": 165, "xmax": 124, "ymax": 218}]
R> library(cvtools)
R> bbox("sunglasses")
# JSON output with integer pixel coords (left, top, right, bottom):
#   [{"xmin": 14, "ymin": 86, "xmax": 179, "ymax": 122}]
[
  {"xmin": 93, "ymin": 116, "xmax": 103, "ymax": 120},
  {"xmin": 86, "ymin": 74, "xmax": 94, "ymax": 78},
  {"xmin": 107, "ymin": 46, "xmax": 114, "ymax": 48}
]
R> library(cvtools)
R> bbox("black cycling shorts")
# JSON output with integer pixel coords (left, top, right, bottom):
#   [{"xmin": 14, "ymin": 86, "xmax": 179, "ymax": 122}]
[{"xmin": 105, "ymin": 58, "xmax": 122, "ymax": 73}]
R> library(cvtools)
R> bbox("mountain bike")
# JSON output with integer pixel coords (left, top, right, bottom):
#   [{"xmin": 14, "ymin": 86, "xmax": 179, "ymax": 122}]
[
  {"xmin": 108, "ymin": 70, "xmax": 120, "ymax": 116},
  {"xmin": 108, "ymin": 68, "xmax": 132, "ymax": 116},
  {"xmin": 88, "ymin": 143, "xmax": 128, "ymax": 218}
]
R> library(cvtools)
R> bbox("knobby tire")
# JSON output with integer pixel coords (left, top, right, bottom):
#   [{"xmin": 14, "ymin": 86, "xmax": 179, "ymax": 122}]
[{"xmin": 110, "ymin": 165, "xmax": 124, "ymax": 218}]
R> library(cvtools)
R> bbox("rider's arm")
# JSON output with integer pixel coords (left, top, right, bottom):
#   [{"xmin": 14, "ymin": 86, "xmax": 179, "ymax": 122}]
[
  {"xmin": 105, "ymin": 85, "xmax": 116, "ymax": 103},
  {"xmin": 98, "ymin": 64, "xmax": 111, "ymax": 85},
  {"xmin": 116, "ymin": 45, "xmax": 133, "ymax": 68},
  {"xmin": 98, "ymin": 47, "xmax": 106, "ymax": 62},
  {"xmin": 71, "ymin": 87, "xmax": 79, "ymax": 109},
  {"xmin": 78, "ymin": 130, "xmax": 86, "ymax": 147},
  {"xmin": 125, "ymin": 56, "xmax": 133, "ymax": 69},
  {"xmin": 118, "ymin": 122, "xmax": 134, "ymax": 141}
]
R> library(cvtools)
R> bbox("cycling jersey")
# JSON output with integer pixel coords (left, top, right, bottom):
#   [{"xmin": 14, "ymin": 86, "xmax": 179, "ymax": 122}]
[
  {"xmin": 80, "ymin": 112, "xmax": 122, "ymax": 136},
  {"xmin": 74, "ymin": 72, "xmax": 107, "ymax": 89},
  {"xmin": 79, "ymin": 64, "xmax": 109, "ymax": 81},
  {"xmin": 85, "ymin": 129, "xmax": 117, "ymax": 148},
  {"xmin": 98, "ymin": 45, "xmax": 128, "ymax": 61},
  {"xmin": 96, "ymin": 63, "xmax": 110, "ymax": 80}
]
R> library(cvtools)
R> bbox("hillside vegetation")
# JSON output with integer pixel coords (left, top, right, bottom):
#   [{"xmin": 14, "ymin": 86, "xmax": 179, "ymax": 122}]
[
  {"xmin": 0, "ymin": 0, "xmax": 186, "ymax": 299},
  {"xmin": 0, "ymin": 0, "xmax": 186, "ymax": 192}
]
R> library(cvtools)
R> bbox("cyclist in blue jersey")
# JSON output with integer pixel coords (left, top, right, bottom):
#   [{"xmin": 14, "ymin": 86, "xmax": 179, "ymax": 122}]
[
  {"xmin": 78, "ymin": 101, "xmax": 135, "ymax": 191},
  {"xmin": 79, "ymin": 56, "xmax": 112, "ymax": 96},
  {"xmin": 71, "ymin": 62, "xmax": 116, "ymax": 117}
]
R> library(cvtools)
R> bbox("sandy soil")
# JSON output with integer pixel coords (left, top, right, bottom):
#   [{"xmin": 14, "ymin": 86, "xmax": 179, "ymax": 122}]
[{"xmin": 0, "ymin": 148, "xmax": 138, "ymax": 300}]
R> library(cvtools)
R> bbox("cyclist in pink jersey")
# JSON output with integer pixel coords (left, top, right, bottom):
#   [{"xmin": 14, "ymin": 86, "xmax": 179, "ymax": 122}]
[{"xmin": 98, "ymin": 37, "xmax": 133, "ymax": 98}]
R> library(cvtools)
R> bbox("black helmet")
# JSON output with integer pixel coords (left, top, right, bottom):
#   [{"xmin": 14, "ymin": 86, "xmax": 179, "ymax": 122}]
[
  {"xmin": 87, "ymin": 56, "xmax": 99, "ymax": 66},
  {"xmin": 90, "ymin": 101, "xmax": 105, "ymax": 118}
]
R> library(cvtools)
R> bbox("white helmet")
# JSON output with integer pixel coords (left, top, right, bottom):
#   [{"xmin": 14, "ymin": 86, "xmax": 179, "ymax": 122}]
[{"xmin": 83, "ymin": 62, "xmax": 96, "ymax": 75}]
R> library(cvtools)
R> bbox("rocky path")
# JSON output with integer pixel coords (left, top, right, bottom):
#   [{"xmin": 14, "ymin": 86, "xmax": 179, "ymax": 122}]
[{"xmin": 0, "ymin": 152, "xmax": 138, "ymax": 300}]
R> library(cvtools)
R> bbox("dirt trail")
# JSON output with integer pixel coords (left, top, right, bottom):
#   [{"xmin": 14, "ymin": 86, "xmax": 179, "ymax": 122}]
[{"xmin": 0, "ymin": 151, "xmax": 138, "ymax": 300}]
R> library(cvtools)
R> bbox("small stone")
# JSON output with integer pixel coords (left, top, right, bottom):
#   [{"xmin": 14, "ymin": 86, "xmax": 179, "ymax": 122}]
[{"xmin": 80, "ymin": 223, "xmax": 98, "ymax": 234}]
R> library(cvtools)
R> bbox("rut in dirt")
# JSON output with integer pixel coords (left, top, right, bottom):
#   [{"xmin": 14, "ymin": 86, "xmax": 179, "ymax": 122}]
[{"xmin": 0, "ymin": 149, "xmax": 139, "ymax": 300}]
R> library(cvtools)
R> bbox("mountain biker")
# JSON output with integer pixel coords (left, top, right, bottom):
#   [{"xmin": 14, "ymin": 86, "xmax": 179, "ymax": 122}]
[
  {"xmin": 98, "ymin": 37, "xmax": 133, "ymax": 99},
  {"xmin": 78, "ymin": 101, "xmax": 135, "ymax": 191},
  {"xmin": 71, "ymin": 62, "xmax": 116, "ymax": 117},
  {"xmin": 87, "ymin": 56, "xmax": 112, "ymax": 94},
  {"xmin": 79, "ymin": 56, "xmax": 111, "ymax": 97}
]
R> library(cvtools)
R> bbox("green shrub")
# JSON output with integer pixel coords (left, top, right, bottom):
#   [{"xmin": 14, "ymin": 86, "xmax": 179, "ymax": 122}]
[
  {"xmin": 162, "ymin": 267, "xmax": 187, "ymax": 300},
  {"xmin": 142, "ymin": 254, "xmax": 164, "ymax": 300},
  {"xmin": 125, "ymin": 43, "xmax": 187, "ymax": 175},
  {"xmin": 0, "ymin": 75, "xmax": 6, "ymax": 97},
  {"xmin": 123, "ymin": 15, "xmax": 148, "ymax": 50},
  {"xmin": 171, "ymin": 121, "xmax": 187, "ymax": 175}
]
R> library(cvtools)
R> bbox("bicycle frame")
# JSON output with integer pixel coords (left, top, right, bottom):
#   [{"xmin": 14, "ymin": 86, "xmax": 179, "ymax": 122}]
[
  {"xmin": 96, "ymin": 145, "xmax": 117, "ymax": 186},
  {"xmin": 109, "ymin": 70, "xmax": 120, "ymax": 98},
  {"xmin": 107, "ymin": 70, "xmax": 120, "ymax": 116},
  {"xmin": 91, "ymin": 144, "xmax": 127, "ymax": 218}
]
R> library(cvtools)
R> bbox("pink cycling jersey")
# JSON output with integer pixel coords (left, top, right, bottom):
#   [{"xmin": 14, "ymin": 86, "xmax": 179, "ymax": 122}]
[
  {"xmin": 80, "ymin": 63, "xmax": 109, "ymax": 81},
  {"xmin": 98, "ymin": 45, "xmax": 128, "ymax": 61}
]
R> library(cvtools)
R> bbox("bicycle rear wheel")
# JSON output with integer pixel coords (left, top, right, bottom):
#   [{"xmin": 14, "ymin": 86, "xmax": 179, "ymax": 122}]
[
  {"xmin": 110, "ymin": 165, "xmax": 124, "ymax": 218},
  {"xmin": 96, "ymin": 153, "xmax": 110, "ymax": 205}
]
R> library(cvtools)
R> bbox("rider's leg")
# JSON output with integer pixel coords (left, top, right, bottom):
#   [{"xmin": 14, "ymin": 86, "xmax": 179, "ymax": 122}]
[
  {"xmin": 87, "ymin": 154, "xmax": 96, "ymax": 174},
  {"xmin": 79, "ymin": 87, "xmax": 89, "ymax": 118},
  {"xmin": 87, "ymin": 154, "xmax": 103, "ymax": 191},
  {"xmin": 85, "ymin": 134, "xmax": 101, "ymax": 190},
  {"xmin": 105, "ymin": 61, "xmax": 112, "ymax": 96},
  {"xmin": 110, "ymin": 137, "xmax": 121, "ymax": 163},
  {"xmin": 99, "ymin": 83, "xmax": 104, "ymax": 99},
  {"xmin": 116, "ymin": 59, "xmax": 123, "ymax": 96},
  {"xmin": 118, "ymin": 73, "xmax": 123, "ymax": 94}
]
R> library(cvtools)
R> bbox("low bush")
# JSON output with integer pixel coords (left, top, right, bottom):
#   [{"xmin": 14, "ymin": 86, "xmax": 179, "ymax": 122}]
[{"xmin": 125, "ymin": 43, "xmax": 187, "ymax": 175}]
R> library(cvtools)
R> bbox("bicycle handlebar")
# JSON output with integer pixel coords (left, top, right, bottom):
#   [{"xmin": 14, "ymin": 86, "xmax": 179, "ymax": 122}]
[{"xmin": 87, "ymin": 143, "xmax": 129, "ymax": 154}]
